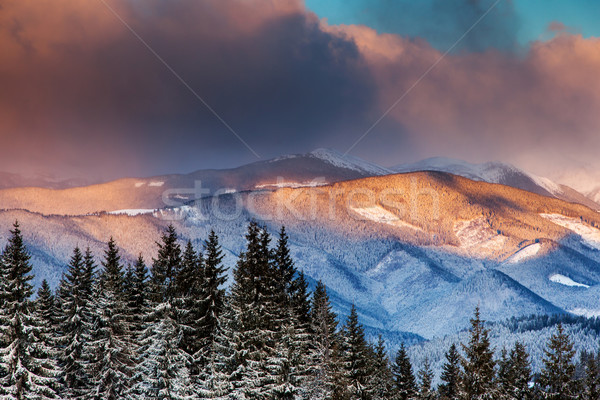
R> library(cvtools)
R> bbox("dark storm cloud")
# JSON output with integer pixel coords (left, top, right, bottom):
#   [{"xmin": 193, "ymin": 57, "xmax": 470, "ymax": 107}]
[{"xmin": 0, "ymin": 0, "xmax": 379, "ymax": 178}]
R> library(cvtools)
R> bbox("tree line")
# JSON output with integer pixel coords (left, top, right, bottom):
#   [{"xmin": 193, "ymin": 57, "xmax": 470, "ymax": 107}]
[{"xmin": 0, "ymin": 220, "xmax": 597, "ymax": 400}]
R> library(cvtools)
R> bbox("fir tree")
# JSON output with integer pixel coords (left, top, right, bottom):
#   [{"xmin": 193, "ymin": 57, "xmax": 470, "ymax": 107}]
[
  {"xmin": 36, "ymin": 279, "xmax": 58, "ymax": 345},
  {"xmin": 177, "ymin": 241, "xmax": 203, "ymax": 362},
  {"xmin": 88, "ymin": 238, "xmax": 134, "ymax": 400},
  {"xmin": 0, "ymin": 221, "xmax": 59, "ymax": 399},
  {"xmin": 131, "ymin": 301, "xmax": 194, "ymax": 400},
  {"xmin": 125, "ymin": 254, "xmax": 148, "ymax": 334},
  {"xmin": 392, "ymin": 343, "xmax": 417, "ymax": 400},
  {"xmin": 229, "ymin": 222, "xmax": 279, "ymax": 399},
  {"xmin": 505, "ymin": 342, "xmax": 532, "ymax": 400},
  {"xmin": 57, "ymin": 246, "xmax": 96, "ymax": 399},
  {"xmin": 370, "ymin": 335, "xmax": 394, "ymax": 400},
  {"xmin": 150, "ymin": 225, "xmax": 182, "ymax": 303},
  {"xmin": 583, "ymin": 353, "xmax": 600, "ymax": 400},
  {"xmin": 439, "ymin": 343, "xmax": 462, "ymax": 400},
  {"xmin": 340, "ymin": 305, "xmax": 370, "ymax": 400},
  {"xmin": 461, "ymin": 307, "xmax": 496, "ymax": 400},
  {"xmin": 417, "ymin": 358, "xmax": 435, "ymax": 400},
  {"xmin": 308, "ymin": 281, "xmax": 341, "ymax": 400},
  {"xmin": 538, "ymin": 324, "xmax": 579, "ymax": 400},
  {"xmin": 196, "ymin": 232, "xmax": 228, "ymax": 385}
]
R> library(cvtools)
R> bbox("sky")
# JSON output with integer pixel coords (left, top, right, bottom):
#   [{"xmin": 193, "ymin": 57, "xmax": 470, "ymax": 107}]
[{"xmin": 1, "ymin": 0, "xmax": 600, "ymax": 187}]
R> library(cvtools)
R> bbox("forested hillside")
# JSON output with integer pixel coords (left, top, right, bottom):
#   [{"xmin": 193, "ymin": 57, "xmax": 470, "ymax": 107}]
[{"xmin": 0, "ymin": 220, "xmax": 598, "ymax": 399}]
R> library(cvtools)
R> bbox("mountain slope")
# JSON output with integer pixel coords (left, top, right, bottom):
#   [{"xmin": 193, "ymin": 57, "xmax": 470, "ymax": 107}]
[
  {"xmin": 0, "ymin": 149, "xmax": 390, "ymax": 215},
  {"xmin": 393, "ymin": 157, "xmax": 600, "ymax": 210},
  {"xmin": 4, "ymin": 170, "xmax": 600, "ymax": 340}
]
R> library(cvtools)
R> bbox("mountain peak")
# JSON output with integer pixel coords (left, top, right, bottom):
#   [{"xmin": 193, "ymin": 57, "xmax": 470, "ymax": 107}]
[{"xmin": 308, "ymin": 148, "xmax": 393, "ymax": 176}]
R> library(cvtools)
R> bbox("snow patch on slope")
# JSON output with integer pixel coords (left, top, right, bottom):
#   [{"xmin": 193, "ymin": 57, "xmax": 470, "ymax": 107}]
[
  {"xmin": 148, "ymin": 181, "xmax": 164, "ymax": 187},
  {"xmin": 540, "ymin": 213, "xmax": 600, "ymax": 250},
  {"xmin": 570, "ymin": 308, "xmax": 600, "ymax": 318},
  {"xmin": 549, "ymin": 274, "xmax": 589, "ymax": 288},
  {"xmin": 454, "ymin": 218, "xmax": 507, "ymax": 253},
  {"xmin": 350, "ymin": 206, "xmax": 422, "ymax": 231},
  {"xmin": 506, "ymin": 243, "xmax": 542, "ymax": 264}
]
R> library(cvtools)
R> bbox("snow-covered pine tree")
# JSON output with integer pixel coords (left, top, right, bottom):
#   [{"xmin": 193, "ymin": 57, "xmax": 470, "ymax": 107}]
[
  {"xmin": 0, "ymin": 221, "xmax": 59, "ymax": 399},
  {"xmin": 269, "ymin": 227, "xmax": 312, "ymax": 399},
  {"xmin": 88, "ymin": 238, "xmax": 135, "ymax": 400},
  {"xmin": 392, "ymin": 343, "xmax": 417, "ymax": 400},
  {"xmin": 370, "ymin": 335, "xmax": 394, "ymax": 400},
  {"xmin": 36, "ymin": 280, "xmax": 58, "ymax": 347},
  {"xmin": 307, "ymin": 281, "xmax": 342, "ymax": 400},
  {"xmin": 131, "ymin": 301, "xmax": 194, "ymax": 400},
  {"xmin": 124, "ymin": 254, "xmax": 148, "ymax": 336},
  {"xmin": 229, "ymin": 222, "xmax": 280, "ymax": 399},
  {"xmin": 461, "ymin": 307, "xmax": 496, "ymax": 400},
  {"xmin": 497, "ymin": 348, "xmax": 512, "ymax": 400},
  {"xmin": 198, "ymin": 230, "xmax": 227, "ymax": 355},
  {"xmin": 150, "ymin": 225, "xmax": 182, "ymax": 303},
  {"xmin": 537, "ymin": 323, "xmax": 579, "ymax": 400},
  {"xmin": 56, "ymin": 246, "xmax": 96, "ymax": 399},
  {"xmin": 439, "ymin": 343, "xmax": 462, "ymax": 400},
  {"xmin": 417, "ymin": 358, "xmax": 435, "ymax": 400},
  {"xmin": 503, "ymin": 342, "xmax": 532, "ymax": 400},
  {"xmin": 132, "ymin": 227, "xmax": 194, "ymax": 400},
  {"xmin": 176, "ymin": 241, "xmax": 203, "ymax": 365},
  {"xmin": 583, "ymin": 353, "xmax": 600, "ymax": 400},
  {"xmin": 196, "ymin": 298, "xmax": 234, "ymax": 400},
  {"xmin": 340, "ymin": 305, "xmax": 370, "ymax": 400},
  {"xmin": 196, "ymin": 231, "xmax": 229, "ymax": 394}
]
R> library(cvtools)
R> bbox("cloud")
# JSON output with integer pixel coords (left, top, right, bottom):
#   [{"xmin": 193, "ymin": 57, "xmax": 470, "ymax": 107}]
[
  {"xmin": 327, "ymin": 23, "xmax": 600, "ymax": 174},
  {"xmin": 0, "ymin": 1, "xmax": 600, "ymax": 182},
  {"xmin": 318, "ymin": 0, "xmax": 521, "ymax": 52},
  {"xmin": 0, "ymin": 0, "xmax": 378, "ymax": 178}
]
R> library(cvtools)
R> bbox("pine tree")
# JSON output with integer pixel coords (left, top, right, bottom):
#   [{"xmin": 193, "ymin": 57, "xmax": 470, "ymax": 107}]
[
  {"xmin": 340, "ymin": 305, "xmax": 370, "ymax": 400},
  {"xmin": 0, "ymin": 221, "xmax": 59, "ymax": 399},
  {"xmin": 131, "ymin": 301, "xmax": 194, "ymax": 400},
  {"xmin": 36, "ymin": 280, "xmax": 58, "ymax": 346},
  {"xmin": 177, "ymin": 241, "xmax": 203, "ymax": 362},
  {"xmin": 57, "ymin": 246, "xmax": 96, "ymax": 398},
  {"xmin": 196, "ymin": 299, "xmax": 235, "ymax": 400},
  {"xmin": 392, "ymin": 343, "xmax": 417, "ymax": 400},
  {"xmin": 196, "ymin": 231, "xmax": 229, "ymax": 392},
  {"xmin": 497, "ymin": 348, "xmax": 513, "ymax": 400},
  {"xmin": 583, "ymin": 353, "xmax": 600, "ymax": 400},
  {"xmin": 88, "ymin": 238, "xmax": 134, "ymax": 400},
  {"xmin": 417, "ymin": 358, "xmax": 435, "ymax": 400},
  {"xmin": 370, "ymin": 336, "xmax": 394, "ymax": 400},
  {"xmin": 269, "ymin": 227, "xmax": 312, "ymax": 399},
  {"xmin": 229, "ymin": 222, "xmax": 279, "ymax": 399},
  {"xmin": 150, "ymin": 225, "xmax": 182, "ymax": 303},
  {"xmin": 504, "ymin": 342, "xmax": 532, "ymax": 400},
  {"xmin": 125, "ymin": 254, "xmax": 148, "ymax": 335},
  {"xmin": 307, "ymin": 281, "xmax": 342, "ymax": 400},
  {"xmin": 439, "ymin": 343, "xmax": 462, "ymax": 400},
  {"xmin": 461, "ymin": 307, "xmax": 496, "ymax": 400},
  {"xmin": 538, "ymin": 324, "xmax": 579, "ymax": 400}
]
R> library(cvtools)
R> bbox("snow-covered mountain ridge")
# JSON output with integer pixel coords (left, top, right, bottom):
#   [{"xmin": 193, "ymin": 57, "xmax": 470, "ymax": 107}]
[{"xmin": 2, "ymin": 150, "xmax": 600, "ymax": 342}]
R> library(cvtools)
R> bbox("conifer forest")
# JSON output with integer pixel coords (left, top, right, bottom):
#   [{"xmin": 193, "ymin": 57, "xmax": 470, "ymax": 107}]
[{"xmin": 0, "ymin": 220, "xmax": 597, "ymax": 400}]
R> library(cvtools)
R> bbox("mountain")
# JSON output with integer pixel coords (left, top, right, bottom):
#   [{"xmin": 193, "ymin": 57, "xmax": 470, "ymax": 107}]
[
  {"xmin": 4, "ymin": 164, "xmax": 600, "ymax": 341},
  {"xmin": 0, "ymin": 149, "xmax": 392, "ymax": 216},
  {"xmin": 392, "ymin": 157, "xmax": 600, "ymax": 210},
  {"xmin": 588, "ymin": 187, "xmax": 600, "ymax": 203},
  {"xmin": 0, "ymin": 171, "xmax": 89, "ymax": 190}
]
